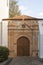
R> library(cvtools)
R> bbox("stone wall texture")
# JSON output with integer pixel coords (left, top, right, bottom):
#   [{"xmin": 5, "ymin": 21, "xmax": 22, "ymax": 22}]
[{"xmin": 8, "ymin": 15, "xmax": 39, "ymax": 57}]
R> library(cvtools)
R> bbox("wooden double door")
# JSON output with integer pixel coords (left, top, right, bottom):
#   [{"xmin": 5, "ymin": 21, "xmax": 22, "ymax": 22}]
[{"xmin": 17, "ymin": 36, "xmax": 30, "ymax": 56}]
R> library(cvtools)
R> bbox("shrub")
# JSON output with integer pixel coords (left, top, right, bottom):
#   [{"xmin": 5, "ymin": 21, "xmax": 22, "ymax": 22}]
[{"xmin": 0, "ymin": 46, "xmax": 9, "ymax": 62}]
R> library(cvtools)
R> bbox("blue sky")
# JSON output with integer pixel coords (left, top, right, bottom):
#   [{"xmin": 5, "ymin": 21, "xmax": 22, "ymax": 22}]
[{"xmin": 16, "ymin": 0, "xmax": 43, "ymax": 18}]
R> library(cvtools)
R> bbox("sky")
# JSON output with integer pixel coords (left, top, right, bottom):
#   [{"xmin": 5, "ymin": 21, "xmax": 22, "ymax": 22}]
[{"xmin": 16, "ymin": 0, "xmax": 43, "ymax": 18}]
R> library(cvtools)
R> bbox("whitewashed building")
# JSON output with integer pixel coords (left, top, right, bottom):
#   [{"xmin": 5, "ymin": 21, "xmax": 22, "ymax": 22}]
[
  {"xmin": 0, "ymin": 0, "xmax": 9, "ymax": 46},
  {"xmin": 38, "ymin": 21, "xmax": 43, "ymax": 58}
]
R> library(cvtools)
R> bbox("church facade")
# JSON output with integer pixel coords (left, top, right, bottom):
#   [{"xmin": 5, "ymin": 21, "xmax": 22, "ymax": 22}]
[
  {"xmin": 7, "ymin": 15, "xmax": 39, "ymax": 57},
  {"xmin": 0, "ymin": 0, "xmax": 43, "ymax": 58}
]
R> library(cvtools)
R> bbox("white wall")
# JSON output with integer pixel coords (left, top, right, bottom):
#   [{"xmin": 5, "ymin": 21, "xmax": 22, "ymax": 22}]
[
  {"xmin": 0, "ymin": 0, "xmax": 9, "ymax": 19},
  {"xmin": 38, "ymin": 20, "xmax": 43, "ymax": 58},
  {"xmin": 2, "ymin": 21, "xmax": 8, "ymax": 47},
  {"xmin": 0, "ymin": 22, "xmax": 2, "ymax": 45},
  {"xmin": 0, "ymin": 0, "xmax": 9, "ymax": 46}
]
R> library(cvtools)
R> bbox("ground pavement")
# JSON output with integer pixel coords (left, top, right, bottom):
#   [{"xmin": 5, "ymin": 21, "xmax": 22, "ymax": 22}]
[{"xmin": 8, "ymin": 56, "xmax": 43, "ymax": 65}]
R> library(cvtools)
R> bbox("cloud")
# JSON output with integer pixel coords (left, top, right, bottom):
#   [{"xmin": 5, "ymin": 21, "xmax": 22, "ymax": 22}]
[
  {"xmin": 39, "ymin": 12, "xmax": 43, "ymax": 16},
  {"xmin": 19, "ymin": 5, "xmax": 32, "ymax": 15},
  {"xmin": 19, "ymin": 5, "xmax": 27, "ymax": 11},
  {"xmin": 38, "ymin": 12, "xmax": 43, "ymax": 16},
  {"xmin": 37, "ymin": 12, "xmax": 43, "ymax": 18},
  {"xmin": 21, "ymin": 10, "xmax": 32, "ymax": 15}
]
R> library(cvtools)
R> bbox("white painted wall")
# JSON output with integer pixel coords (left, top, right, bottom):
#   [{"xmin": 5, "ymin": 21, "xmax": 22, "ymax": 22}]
[
  {"xmin": 38, "ymin": 31, "xmax": 40, "ymax": 57},
  {"xmin": 2, "ymin": 21, "xmax": 8, "ymax": 47},
  {"xmin": 0, "ymin": 0, "xmax": 9, "ymax": 19},
  {"xmin": 0, "ymin": 22, "xmax": 2, "ymax": 45},
  {"xmin": 38, "ymin": 20, "xmax": 43, "ymax": 58},
  {"xmin": 0, "ymin": 0, "xmax": 9, "ymax": 46}
]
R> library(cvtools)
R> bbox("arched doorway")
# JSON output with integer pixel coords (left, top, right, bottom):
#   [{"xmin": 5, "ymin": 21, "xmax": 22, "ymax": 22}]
[{"xmin": 17, "ymin": 36, "xmax": 30, "ymax": 56}]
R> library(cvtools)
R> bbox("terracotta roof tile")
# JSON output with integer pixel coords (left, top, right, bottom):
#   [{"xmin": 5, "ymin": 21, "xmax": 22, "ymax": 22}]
[
  {"xmin": 3, "ymin": 15, "xmax": 40, "ymax": 21},
  {"xmin": 12, "ymin": 15, "xmax": 37, "ymax": 20}
]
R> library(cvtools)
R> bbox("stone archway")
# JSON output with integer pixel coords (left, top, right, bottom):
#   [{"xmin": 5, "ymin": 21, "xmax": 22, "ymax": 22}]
[{"xmin": 17, "ymin": 36, "xmax": 30, "ymax": 56}]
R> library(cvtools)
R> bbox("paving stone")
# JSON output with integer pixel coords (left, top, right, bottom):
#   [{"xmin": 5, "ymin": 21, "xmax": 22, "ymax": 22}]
[
  {"xmin": 0, "ymin": 58, "xmax": 12, "ymax": 65},
  {"xmin": 8, "ymin": 56, "xmax": 43, "ymax": 65}
]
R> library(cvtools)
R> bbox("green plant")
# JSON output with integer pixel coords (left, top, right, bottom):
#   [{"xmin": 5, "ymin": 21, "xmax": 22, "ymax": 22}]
[
  {"xmin": 0, "ymin": 46, "xmax": 9, "ymax": 62},
  {"xmin": 9, "ymin": 0, "xmax": 21, "ymax": 18}
]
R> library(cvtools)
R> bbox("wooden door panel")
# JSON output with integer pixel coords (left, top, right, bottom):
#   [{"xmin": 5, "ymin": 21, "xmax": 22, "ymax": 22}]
[{"xmin": 17, "ymin": 37, "xmax": 30, "ymax": 56}]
